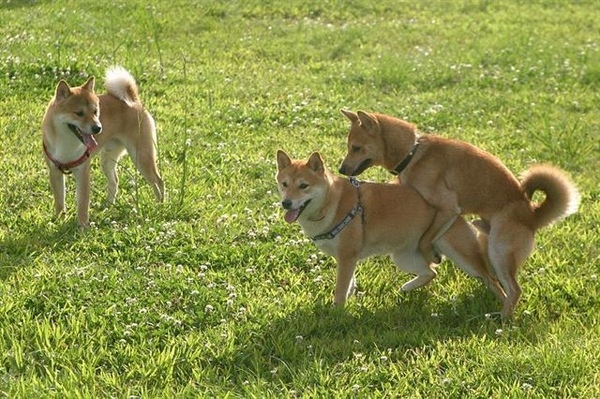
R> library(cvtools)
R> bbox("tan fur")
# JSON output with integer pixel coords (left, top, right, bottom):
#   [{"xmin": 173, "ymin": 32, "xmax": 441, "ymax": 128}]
[
  {"xmin": 42, "ymin": 66, "xmax": 164, "ymax": 227},
  {"xmin": 276, "ymin": 150, "xmax": 506, "ymax": 308},
  {"xmin": 339, "ymin": 110, "xmax": 580, "ymax": 317}
]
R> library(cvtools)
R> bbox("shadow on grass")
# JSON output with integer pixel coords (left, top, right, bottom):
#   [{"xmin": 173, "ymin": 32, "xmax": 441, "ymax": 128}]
[
  {"xmin": 0, "ymin": 0, "xmax": 46, "ymax": 10},
  {"xmin": 235, "ymin": 287, "xmax": 513, "ymax": 384},
  {"xmin": 0, "ymin": 220, "xmax": 80, "ymax": 280}
]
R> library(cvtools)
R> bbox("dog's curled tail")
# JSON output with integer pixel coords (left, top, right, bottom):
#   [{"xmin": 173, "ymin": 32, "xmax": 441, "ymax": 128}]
[
  {"xmin": 104, "ymin": 66, "xmax": 140, "ymax": 107},
  {"xmin": 521, "ymin": 165, "xmax": 580, "ymax": 230}
]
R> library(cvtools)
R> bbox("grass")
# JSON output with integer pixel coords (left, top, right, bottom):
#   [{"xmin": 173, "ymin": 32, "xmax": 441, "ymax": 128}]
[{"xmin": 1, "ymin": 0, "xmax": 599, "ymax": 397}]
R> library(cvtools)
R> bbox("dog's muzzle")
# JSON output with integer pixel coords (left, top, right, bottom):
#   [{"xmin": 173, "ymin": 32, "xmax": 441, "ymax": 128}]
[{"xmin": 339, "ymin": 159, "xmax": 372, "ymax": 176}]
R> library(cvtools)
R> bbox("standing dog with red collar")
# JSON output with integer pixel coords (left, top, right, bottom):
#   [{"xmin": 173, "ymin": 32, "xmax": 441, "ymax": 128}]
[{"xmin": 42, "ymin": 66, "xmax": 164, "ymax": 227}]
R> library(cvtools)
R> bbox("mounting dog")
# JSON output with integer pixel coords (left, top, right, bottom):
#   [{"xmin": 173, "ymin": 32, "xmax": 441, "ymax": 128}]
[
  {"xmin": 339, "ymin": 109, "xmax": 580, "ymax": 317},
  {"xmin": 42, "ymin": 66, "xmax": 164, "ymax": 227},
  {"xmin": 276, "ymin": 150, "xmax": 506, "ymax": 307}
]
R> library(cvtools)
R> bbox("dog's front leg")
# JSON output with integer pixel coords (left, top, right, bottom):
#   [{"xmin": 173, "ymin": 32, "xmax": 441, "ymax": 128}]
[
  {"xmin": 48, "ymin": 166, "xmax": 66, "ymax": 217},
  {"xmin": 418, "ymin": 187, "xmax": 462, "ymax": 263},
  {"xmin": 72, "ymin": 163, "xmax": 92, "ymax": 227},
  {"xmin": 333, "ymin": 256, "xmax": 358, "ymax": 305}
]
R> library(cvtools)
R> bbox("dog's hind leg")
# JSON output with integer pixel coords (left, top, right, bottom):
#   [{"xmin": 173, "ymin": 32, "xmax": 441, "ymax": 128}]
[
  {"xmin": 435, "ymin": 217, "xmax": 507, "ymax": 303},
  {"xmin": 417, "ymin": 189, "xmax": 462, "ymax": 264},
  {"xmin": 488, "ymin": 212, "xmax": 535, "ymax": 318},
  {"xmin": 101, "ymin": 141, "xmax": 126, "ymax": 204},
  {"xmin": 392, "ymin": 252, "xmax": 437, "ymax": 292},
  {"xmin": 128, "ymin": 145, "xmax": 164, "ymax": 202},
  {"xmin": 124, "ymin": 134, "xmax": 164, "ymax": 203}
]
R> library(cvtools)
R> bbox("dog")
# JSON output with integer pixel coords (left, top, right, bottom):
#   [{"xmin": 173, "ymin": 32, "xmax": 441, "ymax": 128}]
[
  {"xmin": 276, "ymin": 150, "xmax": 507, "ymax": 308},
  {"xmin": 42, "ymin": 66, "xmax": 164, "ymax": 227},
  {"xmin": 338, "ymin": 109, "xmax": 580, "ymax": 317}
]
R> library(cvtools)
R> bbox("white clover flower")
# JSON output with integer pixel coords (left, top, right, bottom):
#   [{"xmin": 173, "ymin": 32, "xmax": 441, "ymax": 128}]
[{"xmin": 205, "ymin": 304, "xmax": 214, "ymax": 313}]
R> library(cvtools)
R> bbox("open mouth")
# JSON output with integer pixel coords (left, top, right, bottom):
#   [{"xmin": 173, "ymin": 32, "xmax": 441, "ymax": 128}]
[
  {"xmin": 284, "ymin": 199, "xmax": 311, "ymax": 224},
  {"xmin": 350, "ymin": 158, "xmax": 372, "ymax": 176},
  {"xmin": 67, "ymin": 123, "xmax": 83, "ymax": 137},
  {"xmin": 67, "ymin": 123, "xmax": 98, "ymax": 149}
]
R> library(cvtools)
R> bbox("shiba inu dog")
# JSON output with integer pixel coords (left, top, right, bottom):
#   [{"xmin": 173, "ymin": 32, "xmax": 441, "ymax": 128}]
[
  {"xmin": 339, "ymin": 110, "xmax": 580, "ymax": 317},
  {"xmin": 42, "ymin": 66, "xmax": 164, "ymax": 227},
  {"xmin": 276, "ymin": 150, "xmax": 507, "ymax": 308}
]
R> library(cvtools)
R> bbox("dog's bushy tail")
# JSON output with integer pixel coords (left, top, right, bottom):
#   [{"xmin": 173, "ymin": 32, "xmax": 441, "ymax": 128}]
[
  {"xmin": 104, "ymin": 66, "xmax": 139, "ymax": 107},
  {"xmin": 521, "ymin": 165, "xmax": 580, "ymax": 230}
]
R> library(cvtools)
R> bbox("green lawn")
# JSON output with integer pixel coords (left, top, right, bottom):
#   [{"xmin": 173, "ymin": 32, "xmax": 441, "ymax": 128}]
[{"xmin": 1, "ymin": 0, "xmax": 599, "ymax": 397}]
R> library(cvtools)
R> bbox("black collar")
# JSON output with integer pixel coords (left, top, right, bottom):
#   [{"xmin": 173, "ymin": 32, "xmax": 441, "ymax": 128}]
[
  {"xmin": 311, "ymin": 177, "xmax": 364, "ymax": 241},
  {"xmin": 390, "ymin": 140, "xmax": 419, "ymax": 175}
]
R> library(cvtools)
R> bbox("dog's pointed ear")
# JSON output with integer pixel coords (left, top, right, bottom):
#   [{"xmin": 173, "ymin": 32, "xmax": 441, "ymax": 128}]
[
  {"xmin": 55, "ymin": 80, "xmax": 72, "ymax": 101},
  {"xmin": 82, "ymin": 76, "xmax": 95, "ymax": 92},
  {"xmin": 276, "ymin": 150, "xmax": 292, "ymax": 172},
  {"xmin": 357, "ymin": 110, "xmax": 377, "ymax": 131},
  {"xmin": 308, "ymin": 152, "xmax": 325, "ymax": 174},
  {"xmin": 341, "ymin": 109, "xmax": 358, "ymax": 123}
]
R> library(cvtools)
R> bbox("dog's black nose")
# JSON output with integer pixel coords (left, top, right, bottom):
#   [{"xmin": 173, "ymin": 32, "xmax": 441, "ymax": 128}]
[
  {"xmin": 338, "ymin": 165, "xmax": 347, "ymax": 175},
  {"xmin": 282, "ymin": 199, "xmax": 292, "ymax": 210},
  {"xmin": 92, "ymin": 124, "xmax": 102, "ymax": 134}
]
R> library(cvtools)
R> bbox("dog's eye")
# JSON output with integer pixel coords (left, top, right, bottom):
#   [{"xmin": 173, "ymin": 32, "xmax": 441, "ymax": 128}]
[
  {"xmin": 352, "ymin": 145, "xmax": 361, "ymax": 153},
  {"xmin": 75, "ymin": 111, "xmax": 84, "ymax": 117},
  {"xmin": 299, "ymin": 183, "xmax": 309, "ymax": 189},
  {"xmin": 281, "ymin": 182, "xmax": 288, "ymax": 188}
]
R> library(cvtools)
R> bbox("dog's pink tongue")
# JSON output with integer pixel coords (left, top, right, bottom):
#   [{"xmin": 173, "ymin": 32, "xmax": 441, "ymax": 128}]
[
  {"xmin": 284, "ymin": 209, "xmax": 299, "ymax": 224},
  {"xmin": 83, "ymin": 134, "xmax": 98, "ymax": 151}
]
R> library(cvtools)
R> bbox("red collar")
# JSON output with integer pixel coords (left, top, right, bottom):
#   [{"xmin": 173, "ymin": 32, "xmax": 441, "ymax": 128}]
[{"xmin": 43, "ymin": 140, "xmax": 96, "ymax": 174}]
